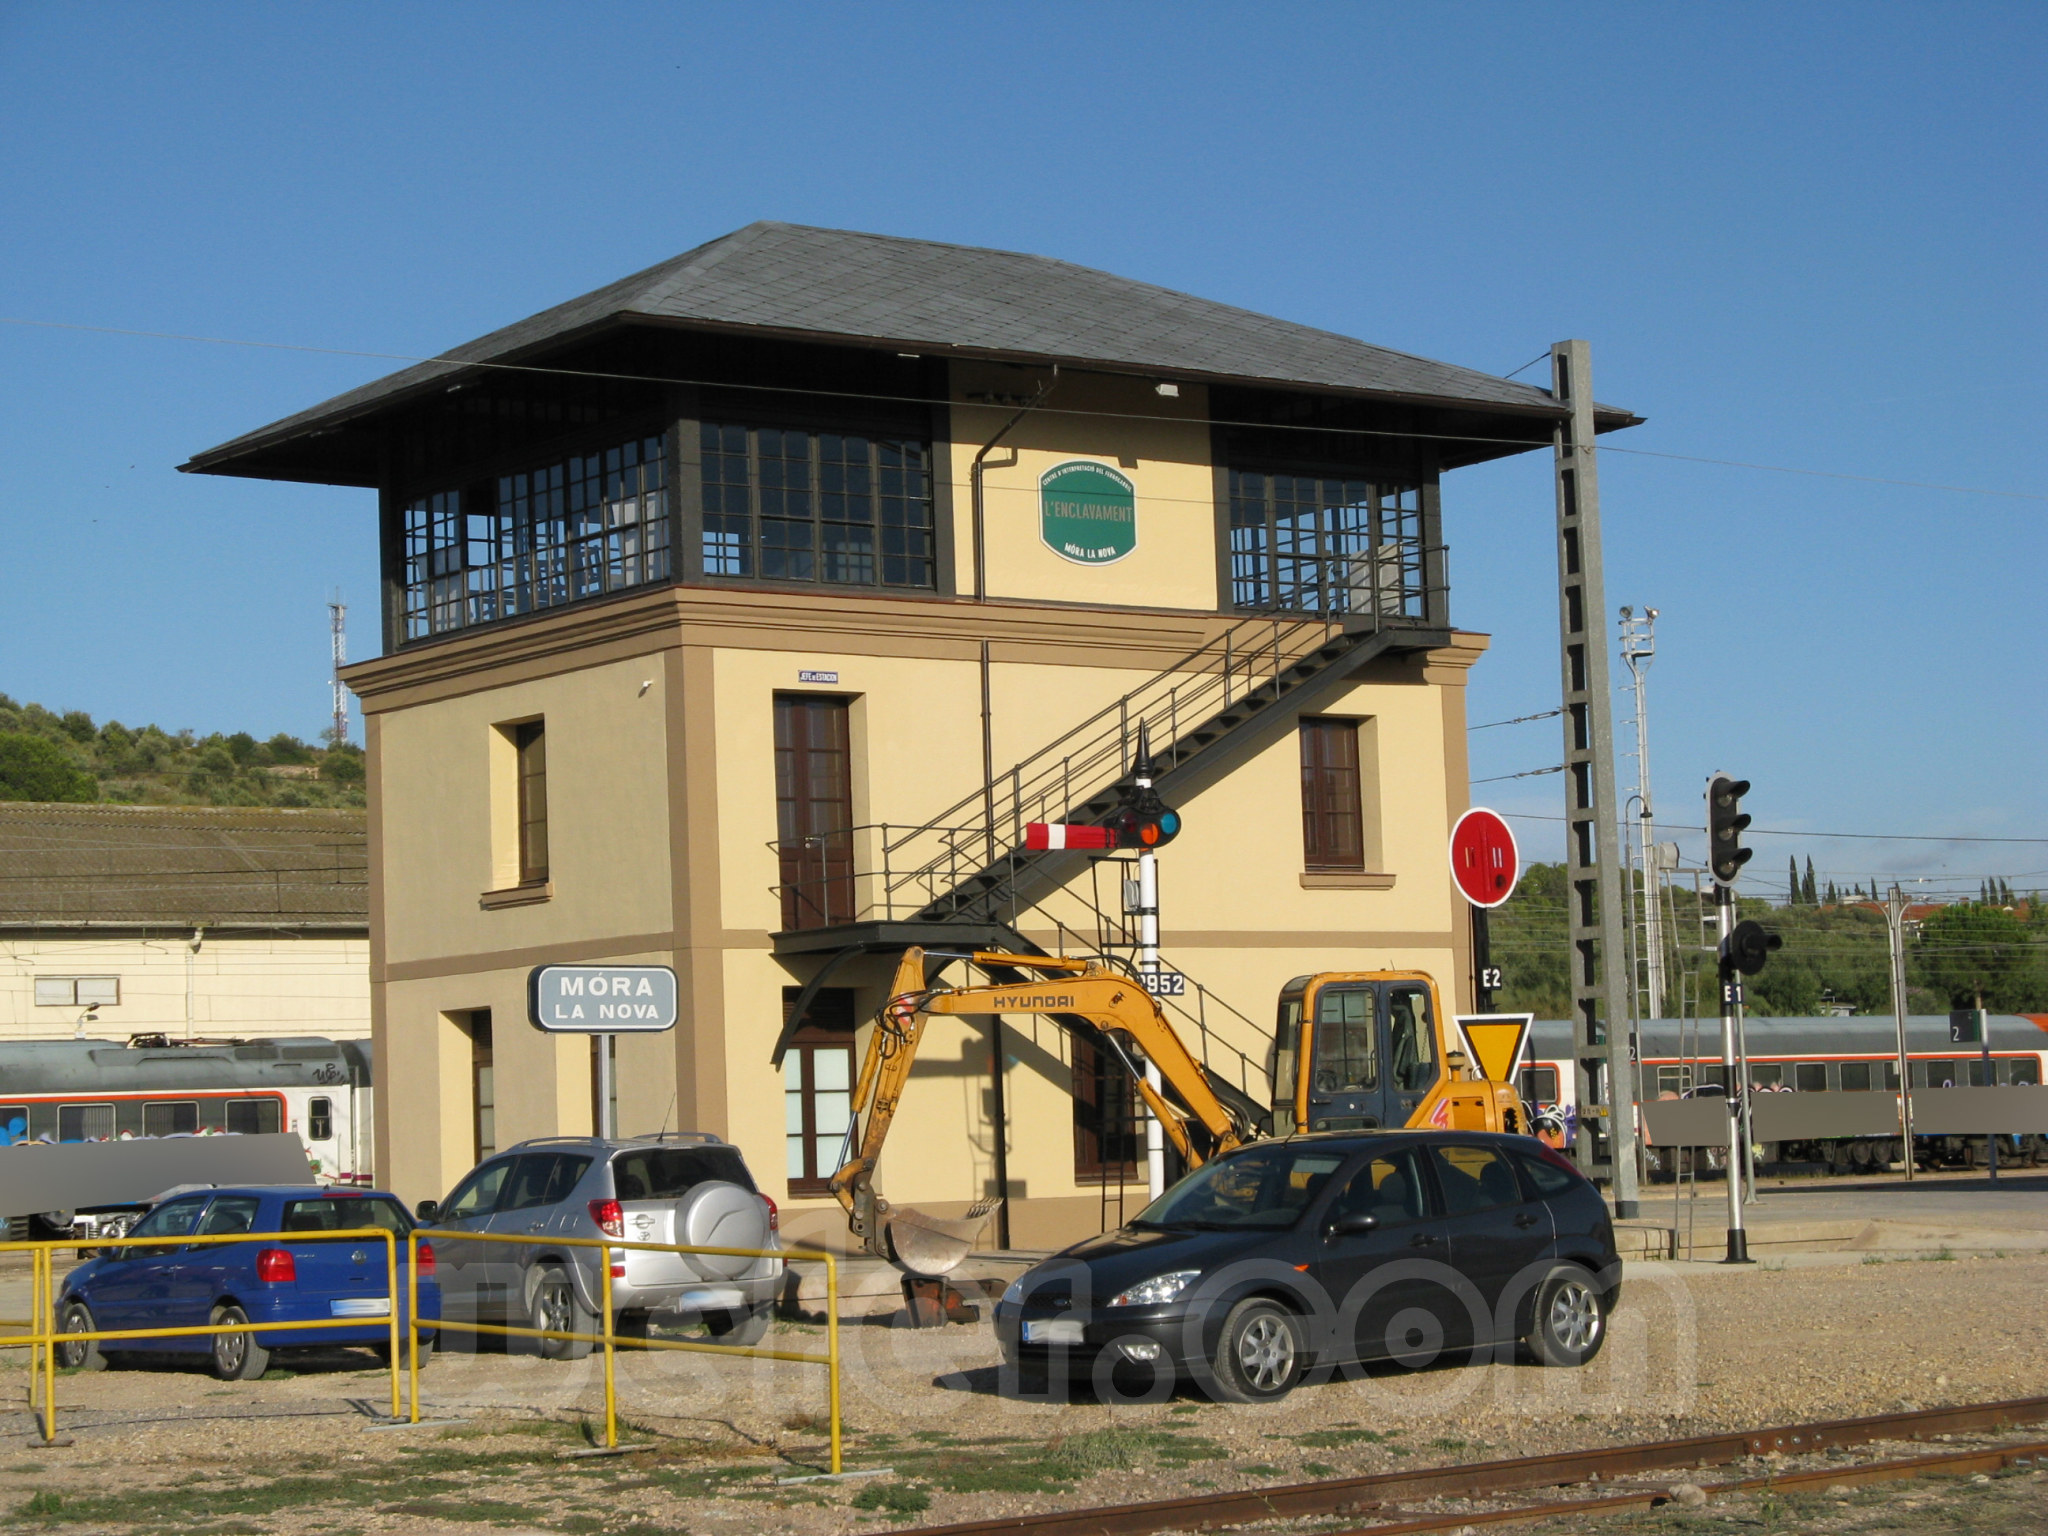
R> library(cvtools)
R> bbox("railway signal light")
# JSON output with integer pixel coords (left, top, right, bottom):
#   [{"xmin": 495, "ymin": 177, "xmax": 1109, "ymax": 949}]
[
  {"xmin": 1725, "ymin": 919, "xmax": 1781, "ymax": 976},
  {"xmin": 1706, "ymin": 772, "xmax": 1753, "ymax": 886}
]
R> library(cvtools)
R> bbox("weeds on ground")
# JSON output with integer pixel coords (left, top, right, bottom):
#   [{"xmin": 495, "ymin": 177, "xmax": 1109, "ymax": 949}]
[
  {"xmin": 21, "ymin": 1489, "xmax": 62, "ymax": 1517},
  {"xmin": 851, "ymin": 1481, "xmax": 932, "ymax": 1514},
  {"xmin": 1284, "ymin": 1428, "xmax": 1402, "ymax": 1449},
  {"xmin": 1300, "ymin": 1462, "xmax": 1338, "ymax": 1478},
  {"xmin": 1238, "ymin": 1464, "xmax": 1285, "ymax": 1477}
]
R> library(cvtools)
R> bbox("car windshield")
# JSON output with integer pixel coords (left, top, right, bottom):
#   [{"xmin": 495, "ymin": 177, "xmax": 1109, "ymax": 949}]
[
  {"xmin": 280, "ymin": 1196, "xmax": 412, "ymax": 1235},
  {"xmin": 1131, "ymin": 1146, "xmax": 1350, "ymax": 1230}
]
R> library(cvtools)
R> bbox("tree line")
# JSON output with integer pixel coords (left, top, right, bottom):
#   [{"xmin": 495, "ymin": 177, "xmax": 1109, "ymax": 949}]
[
  {"xmin": 0, "ymin": 694, "xmax": 365, "ymax": 810},
  {"xmin": 1489, "ymin": 862, "xmax": 2048, "ymax": 1021}
]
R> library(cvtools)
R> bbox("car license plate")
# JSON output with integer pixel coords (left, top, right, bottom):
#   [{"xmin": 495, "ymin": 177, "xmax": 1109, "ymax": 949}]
[
  {"xmin": 331, "ymin": 1297, "xmax": 392, "ymax": 1317},
  {"xmin": 1021, "ymin": 1318, "xmax": 1083, "ymax": 1345}
]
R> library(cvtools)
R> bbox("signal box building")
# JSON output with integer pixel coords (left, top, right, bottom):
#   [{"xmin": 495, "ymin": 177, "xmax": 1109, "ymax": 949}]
[{"xmin": 186, "ymin": 224, "xmax": 1635, "ymax": 1246}]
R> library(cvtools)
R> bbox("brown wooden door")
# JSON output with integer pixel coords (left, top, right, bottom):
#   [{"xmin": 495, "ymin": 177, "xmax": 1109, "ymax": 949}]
[{"xmin": 775, "ymin": 695, "xmax": 854, "ymax": 930}]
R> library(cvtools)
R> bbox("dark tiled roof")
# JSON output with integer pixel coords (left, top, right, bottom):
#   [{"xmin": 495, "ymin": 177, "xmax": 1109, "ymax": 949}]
[
  {"xmin": 0, "ymin": 803, "xmax": 366, "ymax": 928},
  {"xmin": 188, "ymin": 222, "xmax": 1628, "ymax": 472}
]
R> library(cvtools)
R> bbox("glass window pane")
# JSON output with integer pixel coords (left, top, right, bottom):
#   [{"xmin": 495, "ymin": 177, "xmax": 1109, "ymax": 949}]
[{"xmin": 1430, "ymin": 1143, "xmax": 1522, "ymax": 1215}]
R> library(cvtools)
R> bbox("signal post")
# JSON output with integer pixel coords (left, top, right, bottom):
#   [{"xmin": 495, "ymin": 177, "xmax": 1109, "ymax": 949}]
[{"xmin": 1706, "ymin": 773, "xmax": 1780, "ymax": 1264}]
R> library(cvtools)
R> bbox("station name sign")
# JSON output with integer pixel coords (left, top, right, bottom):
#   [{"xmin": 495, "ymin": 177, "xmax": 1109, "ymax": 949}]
[
  {"xmin": 1040, "ymin": 461, "xmax": 1136, "ymax": 565},
  {"xmin": 528, "ymin": 964, "xmax": 679, "ymax": 1033}
]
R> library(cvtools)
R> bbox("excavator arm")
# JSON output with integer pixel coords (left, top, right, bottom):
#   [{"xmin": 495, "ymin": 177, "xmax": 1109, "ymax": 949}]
[{"xmin": 829, "ymin": 947, "xmax": 1253, "ymax": 1258}]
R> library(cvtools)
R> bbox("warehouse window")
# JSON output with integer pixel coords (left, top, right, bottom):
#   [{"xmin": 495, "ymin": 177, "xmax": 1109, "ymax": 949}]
[
  {"xmin": 1073, "ymin": 1033, "xmax": 1139, "ymax": 1183},
  {"xmin": 782, "ymin": 988, "xmax": 858, "ymax": 1196},
  {"xmin": 1299, "ymin": 718, "xmax": 1366, "ymax": 871},
  {"xmin": 1229, "ymin": 471, "xmax": 1424, "ymax": 616},
  {"xmin": 401, "ymin": 435, "xmax": 669, "ymax": 641},
  {"xmin": 701, "ymin": 422, "xmax": 934, "ymax": 589},
  {"xmin": 33, "ymin": 977, "xmax": 119, "ymax": 1007}
]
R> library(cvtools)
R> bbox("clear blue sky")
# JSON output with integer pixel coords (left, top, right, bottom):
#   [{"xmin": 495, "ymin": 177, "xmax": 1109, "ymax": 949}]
[{"xmin": 3, "ymin": 3, "xmax": 2042, "ymax": 898}]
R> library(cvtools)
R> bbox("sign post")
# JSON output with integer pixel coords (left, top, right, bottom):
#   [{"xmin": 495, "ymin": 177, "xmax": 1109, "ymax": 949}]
[
  {"xmin": 528, "ymin": 964, "xmax": 681, "ymax": 1139},
  {"xmin": 1449, "ymin": 808, "xmax": 1519, "ymax": 1012}
]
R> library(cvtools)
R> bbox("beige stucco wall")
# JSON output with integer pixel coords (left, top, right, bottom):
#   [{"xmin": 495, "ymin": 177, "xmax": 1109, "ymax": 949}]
[{"xmin": 0, "ymin": 932, "xmax": 369, "ymax": 1042}]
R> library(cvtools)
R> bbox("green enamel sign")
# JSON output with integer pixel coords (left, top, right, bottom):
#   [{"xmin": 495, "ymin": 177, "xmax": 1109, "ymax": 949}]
[{"xmin": 1040, "ymin": 461, "xmax": 1137, "ymax": 565}]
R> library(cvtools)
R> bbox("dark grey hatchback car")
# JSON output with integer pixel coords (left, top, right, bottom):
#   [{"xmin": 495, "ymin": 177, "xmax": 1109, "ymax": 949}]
[{"xmin": 996, "ymin": 1131, "xmax": 1619, "ymax": 1402}]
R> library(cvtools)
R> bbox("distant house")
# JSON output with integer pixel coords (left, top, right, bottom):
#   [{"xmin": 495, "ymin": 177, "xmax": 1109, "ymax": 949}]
[{"xmin": 0, "ymin": 803, "xmax": 368, "ymax": 1042}]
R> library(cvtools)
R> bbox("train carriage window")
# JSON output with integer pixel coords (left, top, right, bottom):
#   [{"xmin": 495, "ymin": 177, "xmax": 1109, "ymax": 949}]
[
  {"xmin": 27, "ymin": 1105, "xmax": 58, "ymax": 1141},
  {"xmin": 1794, "ymin": 1063, "xmax": 1828, "ymax": 1093},
  {"xmin": 197, "ymin": 1099, "xmax": 229, "ymax": 1133},
  {"xmin": 143, "ymin": 1101, "xmax": 199, "ymax": 1137},
  {"xmin": 225, "ymin": 1098, "xmax": 281, "ymax": 1135},
  {"xmin": 1519, "ymin": 1064, "xmax": 1559, "ymax": 1104},
  {"xmin": 1696, "ymin": 1064, "xmax": 1727, "ymax": 1091},
  {"xmin": 57, "ymin": 1104, "xmax": 114, "ymax": 1141},
  {"xmin": 115, "ymin": 1101, "xmax": 143, "ymax": 1137},
  {"xmin": 1883, "ymin": 1061, "xmax": 1901, "ymax": 1090},
  {"xmin": 1921, "ymin": 1060, "xmax": 1956, "ymax": 1089},
  {"xmin": 1840, "ymin": 1062, "xmax": 1873, "ymax": 1092},
  {"xmin": 1751, "ymin": 1064, "xmax": 1782, "ymax": 1088},
  {"xmin": 1968, "ymin": 1059, "xmax": 1993, "ymax": 1087},
  {"xmin": 2009, "ymin": 1059, "xmax": 2041, "ymax": 1086},
  {"xmin": 1655, "ymin": 1065, "xmax": 1693, "ymax": 1097},
  {"xmin": 308, "ymin": 1097, "xmax": 333, "ymax": 1140},
  {"xmin": 0, "ymin": 1107, "xmax": 27, "ymax": 1146}
]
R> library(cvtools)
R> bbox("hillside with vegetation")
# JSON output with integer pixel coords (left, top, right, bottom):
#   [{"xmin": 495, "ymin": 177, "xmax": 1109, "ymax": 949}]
[
  {"xmin": 1489, "ymin": 861, "xmax": 2048, "ymax": 1020},
  {"xmin": 0, "ymin": 694, "xmax": 364, "ymax": 810}
]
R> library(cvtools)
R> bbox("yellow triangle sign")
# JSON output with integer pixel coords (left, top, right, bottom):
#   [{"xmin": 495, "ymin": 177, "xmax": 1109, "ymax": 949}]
[{"xmin": 1454, "ymin": 1014, "xmax": 1534, "ymax": 1085}]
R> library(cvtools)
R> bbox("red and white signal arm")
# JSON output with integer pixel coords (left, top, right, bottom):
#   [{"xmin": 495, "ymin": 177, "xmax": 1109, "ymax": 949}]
[{"xmin": 1449, "ymin": 807, "xmax": 1520, "ymax": 909}]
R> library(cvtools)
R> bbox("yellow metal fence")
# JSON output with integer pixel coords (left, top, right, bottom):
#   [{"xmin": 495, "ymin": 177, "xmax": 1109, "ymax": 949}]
[
  {"xmin": 0, "ymin": 1229, "xmax": 409, "ymax": 1441},
  {"xmin": 408, "ymin": 1227, "xmax": 841, "ymax": 1470},
  {"xmin": 0, "ymin": 1228, "xmax": 841, "ymax": 1472}
]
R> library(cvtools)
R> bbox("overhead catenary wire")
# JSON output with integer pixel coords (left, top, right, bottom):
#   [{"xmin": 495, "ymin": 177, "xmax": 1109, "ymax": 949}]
[
  {"xmin": 4, "ymin": 314, "xmax": 2044, "ymax": 503},
  {"xmin": 1469, "ymin": 708, "xmax": 1564, "ymax": 731}
]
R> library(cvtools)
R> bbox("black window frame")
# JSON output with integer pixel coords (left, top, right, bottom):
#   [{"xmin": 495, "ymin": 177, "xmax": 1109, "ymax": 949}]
[
  {"xmin": 1226, "ymin": 467, "xmax": 1429, "ymax": 617},
  {"xmin": 397, "ymin": 430, "xmax": 672, "ymax": 644},
  {"xmin": 698, "ymin": 418, "xmax": 936, "ymax": 592}
]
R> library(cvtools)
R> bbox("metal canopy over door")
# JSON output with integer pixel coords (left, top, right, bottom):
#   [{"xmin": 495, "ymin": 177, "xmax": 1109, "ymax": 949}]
[{"xmin": 775, "ymin": 694, "xmax": 855, "ymax": 931}]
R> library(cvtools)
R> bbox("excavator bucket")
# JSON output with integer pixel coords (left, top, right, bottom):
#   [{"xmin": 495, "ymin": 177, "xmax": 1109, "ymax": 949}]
[{"xmin": 883, "ymin": 1201, "xmax": 998, "ymax": 1277}]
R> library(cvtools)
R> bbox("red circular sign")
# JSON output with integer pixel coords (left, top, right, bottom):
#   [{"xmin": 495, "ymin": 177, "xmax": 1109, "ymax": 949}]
[{"xmin": 1449, "ymin": 807, "xmax": 1520, "ymax": 908}]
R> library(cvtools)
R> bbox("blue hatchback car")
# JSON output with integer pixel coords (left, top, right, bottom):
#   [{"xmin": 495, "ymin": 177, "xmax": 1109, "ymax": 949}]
[{"xmin": 55, "ymin": 1186, "xmax": 440, "ymax": 1380}]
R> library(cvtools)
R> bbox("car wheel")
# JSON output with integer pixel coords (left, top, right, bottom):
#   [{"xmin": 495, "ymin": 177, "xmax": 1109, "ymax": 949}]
[
  {"xmin": 209, "ymin": 1304, "xmax": 271, "ymax": 1381},
  {"xmin": 56, "ymin": 1301, "xmax": 105, "ymax": 1372},
  {"xmin": 527, "ymin": 1266, "xmax": 595, "ymax": 1360},
  {"xmin": 1525, "ymin": 1265, "xmax": 1606, "ymax": 1367},
  {"xmin": 1204, "ymin": 1298, "xmax": 1302, "ymax": 1403},
  {"xmin": 704, "ymin": 1302, "xmax": 772, "ymax": 1347}
]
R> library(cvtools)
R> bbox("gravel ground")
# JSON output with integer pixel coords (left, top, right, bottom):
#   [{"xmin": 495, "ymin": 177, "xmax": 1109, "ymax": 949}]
[{"xmin": 1, "ymin": 1250, "xmax": 2045, "ymax": 1534}]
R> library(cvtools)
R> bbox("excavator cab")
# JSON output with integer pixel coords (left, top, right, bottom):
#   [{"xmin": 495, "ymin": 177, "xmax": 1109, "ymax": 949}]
[{"xmin": 1268, "ymin": 971, "xmax": 1519, "ymax": 1136}]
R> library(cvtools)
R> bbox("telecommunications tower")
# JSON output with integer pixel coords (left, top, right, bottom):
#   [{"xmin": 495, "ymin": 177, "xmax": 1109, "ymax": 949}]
[{"xmin": 328, "ymin": 593, "xmax": 349, "ymax": 747}]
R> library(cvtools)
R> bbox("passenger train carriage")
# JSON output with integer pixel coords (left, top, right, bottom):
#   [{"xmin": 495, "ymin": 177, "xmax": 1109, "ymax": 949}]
[
  {"xmin": 0, "ymin": 1036, "xmax": 373, "ymax": 1184},
  {"xmin": 1520, "ymin": 1015, "xmax": 2048, "ymax": 1173}
]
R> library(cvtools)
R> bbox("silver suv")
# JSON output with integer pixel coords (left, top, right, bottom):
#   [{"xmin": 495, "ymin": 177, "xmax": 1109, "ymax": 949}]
[{"xmin": 419, "ymin": 1133, "xmax": 780, "ymax": 1357}]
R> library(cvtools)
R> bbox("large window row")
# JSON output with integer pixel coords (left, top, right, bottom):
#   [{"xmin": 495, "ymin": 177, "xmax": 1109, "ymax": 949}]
[
  {"xmin": 402, "ymin": 436, "xmax": 670, "ymax": 641},
  {"xmin": 702, "ymin": 422, "xmax": 935, "ymax": 590},
  {"xmin": 1229, "ymin": 472, "xmax": 1425, "ymax": 617}
]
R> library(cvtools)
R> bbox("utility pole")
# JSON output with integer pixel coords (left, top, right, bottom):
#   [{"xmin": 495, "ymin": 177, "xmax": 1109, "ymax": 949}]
[
  {"xmin": 328, "ymin": 593, "xmax": 350, "ymax": 747},
  {"xmin": 1550, "ymin": 340, "xmax": 1639, "ymax": 1218},
  {"xmin": 1619, "ymin": 608, "xmax": 1666, "ymax": 1022},
  {"xmin": 1885, "ymin": 885, "xmax": 1915, "ymax": 1182}
]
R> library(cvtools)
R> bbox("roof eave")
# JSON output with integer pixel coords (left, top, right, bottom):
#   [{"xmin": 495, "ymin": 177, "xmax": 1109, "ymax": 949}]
[{"xmin": 182, "ymin": 312, "xmax": 1639, "ymax": 484}]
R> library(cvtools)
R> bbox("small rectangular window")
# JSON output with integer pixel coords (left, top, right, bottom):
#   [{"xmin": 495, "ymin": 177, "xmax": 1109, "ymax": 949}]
[
  {"xmin": 75, "ymin": 977, "xmax": 120, "ymax": 1006},
  {"xmin": 307, "ymin": 1096, "xmax": 333, "ymax": 1140},
  {"xmin": 468, "ymin": 1010, "xmax": 496, "ymax": 1162},
  {"xmin": 514, "ymin": 721, "xmax": 548, "ymax": 884},
  {"xmin": 1968, "ymin": 1059, "xmax": 1993, "ymax": 1086},
  {"xmin": 2009, "ymin": 1058, "xmax": 2041, "ymax": 1086},
  {"xmin": 1794, "ymin": 1063, "xmax": 1828, "ymax": 1092},
  {"xmin": 57, "ymin": 1104, "xmax": 114, "ymax": 1142},
  {"xmin": 144, "ymin": 1101, "xmax": 199, "ymax": 1137},
  {"xmin": 1883, "ymin": 1060, "xmax": 1901, "ymax": 1090},
  {"xmin": 1840, "ymin": 1062, "xmax": 1872, "ymax": 1092},
  {"xmin": 225, "ymin": 1098, "xmax": 280, "ymax": 1135},
  {"xmin": 1922, "ymin": 1060, "xmax": 1956, "ymax": 1089},
  {"xmin": 0, "ymin": 1107, "xmax": 27, "ymax": 1145},
  {"xmin": 1519, "ymin": 1064, "xmax": 1560, "ymax": 1104},
  {"xmin": 1751, "ymin": 1063, "xmax": 1782, "ymax": 1088},
  {"xmin": 34, "ymin": 979, "xmax": 75, "ymax": 1007},
  {"xmin": 1299, "ymin": 719, "xmax": 1364, "ymax": 871}
]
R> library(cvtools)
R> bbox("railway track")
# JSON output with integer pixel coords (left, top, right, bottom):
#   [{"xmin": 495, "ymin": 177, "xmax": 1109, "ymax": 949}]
[{"xmin": 891, "ymin": 1395, "xmax": 2048, "ymax": 1536}]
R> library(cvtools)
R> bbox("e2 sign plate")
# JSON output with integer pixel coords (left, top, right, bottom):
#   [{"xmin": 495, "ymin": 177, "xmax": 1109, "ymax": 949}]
[{"xmin": 528, "ymin": 964, "xmax": 679, "ymax": 1033}]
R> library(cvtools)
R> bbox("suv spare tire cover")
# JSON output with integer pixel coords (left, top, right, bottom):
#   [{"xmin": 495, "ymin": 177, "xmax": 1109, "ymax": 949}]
[{"xmin": 676, "ymin": 1181, "xmax": 771, "ymax": 1279}]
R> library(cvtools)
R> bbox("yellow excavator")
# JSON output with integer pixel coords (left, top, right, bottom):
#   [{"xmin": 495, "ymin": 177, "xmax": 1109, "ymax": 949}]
[{"xmin": 829, "ymin": 947, "xmax": 1529, "ymax": 1273}]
